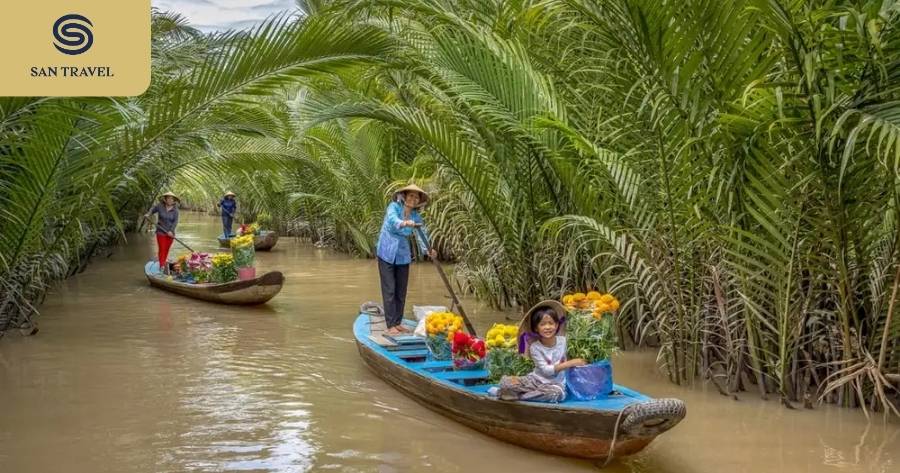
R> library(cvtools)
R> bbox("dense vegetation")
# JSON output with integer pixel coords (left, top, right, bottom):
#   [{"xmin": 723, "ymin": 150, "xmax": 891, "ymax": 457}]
[{"xmin": 2, "ymin": 0, "xmax": 899, "ymax": 414}]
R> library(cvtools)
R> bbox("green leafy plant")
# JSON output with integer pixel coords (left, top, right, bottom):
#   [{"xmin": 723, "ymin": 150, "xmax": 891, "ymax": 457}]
[
  {"xmin": 486, "ymin": 348, "xmax": 534, "ymax": 383},
  {"xmin": 566, "ymin": 311, "xmax": 618, "ymax": 363},
  {"xmin": 211, "ymin": 253, "xmax": 238, "ymax": 283}
]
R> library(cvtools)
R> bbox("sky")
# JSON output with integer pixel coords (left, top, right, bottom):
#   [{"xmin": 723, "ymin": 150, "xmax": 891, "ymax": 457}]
[{"xmin": 152, "ymin": 0, "xmax": 298, "ymax": 32}]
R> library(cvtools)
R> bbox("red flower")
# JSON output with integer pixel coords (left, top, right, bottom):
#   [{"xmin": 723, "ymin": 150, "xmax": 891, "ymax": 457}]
[
  {"xmin": 452, "ymin": 331, "xmax": 471, "ymax": 353},
  {"xmin": 472, "ymin": 340, "xmax": 486, "ymax": 358},
  {"xmin": 451, "ymin": 334, "xmax": 487, "ymax": 363}
]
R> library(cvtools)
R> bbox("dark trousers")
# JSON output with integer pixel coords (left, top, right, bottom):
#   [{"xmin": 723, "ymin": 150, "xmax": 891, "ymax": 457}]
[
  {"xmin": 378, "ymin": 257, "xmax": 410, "ymax": 328},
  {"xmin": 222, "ymin": 215, "xmax": 233, "ymax": 237}
]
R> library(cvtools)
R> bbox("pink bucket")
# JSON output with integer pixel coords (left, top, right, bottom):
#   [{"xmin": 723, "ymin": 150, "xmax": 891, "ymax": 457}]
[{"xmin": 237, "ymin": 267, "xmax": 256, "ymax": 281}]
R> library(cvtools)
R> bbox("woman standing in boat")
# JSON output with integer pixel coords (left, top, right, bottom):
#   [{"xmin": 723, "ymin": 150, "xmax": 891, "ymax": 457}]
[
  {"xmin": 144, "ymin": 192, "xmax": 180, "ymax": 274},
  {"xmin": 217, "ymin": 191, "xmax": 237, "ymax": 238},
  {"xmin": 376, "ymin": 184, "xmax": 436, "ymax": 336}
]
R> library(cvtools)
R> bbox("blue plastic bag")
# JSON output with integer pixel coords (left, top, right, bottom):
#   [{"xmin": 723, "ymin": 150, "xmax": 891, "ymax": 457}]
[{"xmin": 566, "ymin": 360, "xmax": 613, "ymax": 401}]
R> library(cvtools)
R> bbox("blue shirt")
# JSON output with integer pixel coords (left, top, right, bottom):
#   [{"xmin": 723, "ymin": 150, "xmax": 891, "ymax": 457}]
[
  {"xmin": 220, "ymin": 198, "xmax": 237, "ymax": 215},
  {"xmin": 376, "ymin": 201, "xmax": 428, "ymax": 265}
]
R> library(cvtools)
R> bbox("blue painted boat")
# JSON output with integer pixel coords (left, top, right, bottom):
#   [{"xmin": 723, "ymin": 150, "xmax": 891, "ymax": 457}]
[{"xmin": 353, "ymin": 313, "xmax": 685, "ymax": 459}]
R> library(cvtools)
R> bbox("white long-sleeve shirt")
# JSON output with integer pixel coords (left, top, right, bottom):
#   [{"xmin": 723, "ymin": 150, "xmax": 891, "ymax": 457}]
[{"xmin": 528, "ymin": 336, "xmax": 567, "ymax": 385}]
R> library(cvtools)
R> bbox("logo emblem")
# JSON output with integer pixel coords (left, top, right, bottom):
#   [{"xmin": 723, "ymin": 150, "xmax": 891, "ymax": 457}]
[{"xmin": 53, "ymin": 14, "xmax": 93, "ymax": 55}]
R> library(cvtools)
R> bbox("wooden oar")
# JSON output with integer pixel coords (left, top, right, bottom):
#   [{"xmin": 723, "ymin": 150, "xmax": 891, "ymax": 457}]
[
  {"xmin": 415, "ymin": 226, "xmax": 477, "ymax": 336},
  {"xmin": 142, "ymin": 216, "xmax": 195, "ymax": 253}
]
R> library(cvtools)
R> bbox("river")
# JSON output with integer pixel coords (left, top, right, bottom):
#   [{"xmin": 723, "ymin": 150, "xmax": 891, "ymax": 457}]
[{"xmin": 1, "ymin": 214, "xmax": 897, "ymax": 472}]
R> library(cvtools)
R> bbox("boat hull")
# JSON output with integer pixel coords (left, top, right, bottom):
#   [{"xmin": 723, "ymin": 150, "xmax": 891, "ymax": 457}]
[
  {"xmin": 144, "ymin": 262, "xmax": 283, "ymax": 305},
  {"xmin": 353, "ymin": 315, "xmax": 684, "ymax": 460},
  {"xmin": 217, "ymin": 231, "xmax": 278, "ymax": 251}
]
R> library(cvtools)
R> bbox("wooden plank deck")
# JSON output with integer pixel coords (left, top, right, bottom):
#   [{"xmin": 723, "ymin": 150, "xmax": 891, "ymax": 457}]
[{"xmin": 365, "ymin": 314, "xmax": 420, "ymax": 348}]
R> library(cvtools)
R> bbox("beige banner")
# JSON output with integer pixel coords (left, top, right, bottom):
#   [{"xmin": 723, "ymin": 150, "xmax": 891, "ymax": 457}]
[{"xmin": 0, "ymin": 0, "xmax": 150, "ymax": 96}]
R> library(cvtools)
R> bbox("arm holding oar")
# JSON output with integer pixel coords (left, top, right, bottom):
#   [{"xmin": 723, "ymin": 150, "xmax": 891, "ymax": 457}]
[
  {"xmin": 414, "ymin": 225, "xmax": 477, "ymax": 337},
  {"xmin": 142, "ymin": 215, "xmax": 194, "ymax": 253}
]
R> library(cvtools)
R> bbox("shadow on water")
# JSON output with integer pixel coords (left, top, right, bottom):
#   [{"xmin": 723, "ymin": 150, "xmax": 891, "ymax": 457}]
[{"xmin": 0, "ymin": 212, "xmax": 897, "ymax": 473}]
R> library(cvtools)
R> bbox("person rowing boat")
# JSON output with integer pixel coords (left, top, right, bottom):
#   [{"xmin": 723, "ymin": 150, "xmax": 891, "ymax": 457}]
[
  {"xmin": 217, "ymin": 191, "xmax": 238, "ymax": 238},
  {"xmin": 143, "ymin": 192, "xmax": 180, "ymax": 275},
  {"xmin": 375, "ymin": 184, "xmax": 436, "ymax": 336}
]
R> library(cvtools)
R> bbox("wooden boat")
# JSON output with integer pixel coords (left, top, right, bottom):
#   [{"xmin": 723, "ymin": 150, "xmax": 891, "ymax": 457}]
[
  {"xmin": 144, "ymin": 262, "xmax": 284, "ymax": 305},
  {"xmin": 353, "ymin": 313, "xmax": 686, "ymax": 460},
  {"xmin": 217, "ymin": 230, "xmax": 279, "ymax": 251}
]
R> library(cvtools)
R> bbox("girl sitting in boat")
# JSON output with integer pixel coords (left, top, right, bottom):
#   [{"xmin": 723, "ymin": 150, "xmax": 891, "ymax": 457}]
[{"xmin": 494, "ymin": 300, "xmax": 585, "ymax": 402}]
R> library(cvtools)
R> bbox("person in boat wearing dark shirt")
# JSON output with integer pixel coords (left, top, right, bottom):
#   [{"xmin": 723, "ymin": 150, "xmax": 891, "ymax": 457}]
[
  {"xmin": 217, "ymin": 191, "xmax": 238, "ymax": 238},
  {"xmin": 144, "ymin": 192, "xmax": 180, "ymax": 274}
]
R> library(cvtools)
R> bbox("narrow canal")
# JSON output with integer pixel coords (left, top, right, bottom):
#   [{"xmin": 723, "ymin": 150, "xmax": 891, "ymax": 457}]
[{"xmin": 1, "ymin": 213, "xmax": 896, "ymax": 472}]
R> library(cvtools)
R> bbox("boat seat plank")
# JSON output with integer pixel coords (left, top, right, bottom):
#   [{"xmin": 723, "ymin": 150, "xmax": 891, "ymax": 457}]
[
  {"xmin": 433, "ymin": 370, "xmax": 490, "ymax": 381},
  {"xmin": 407, "ymin": 360, "xmax": 454, "ymax": 370},
  {"xmin": 368, "ymin": 334, "xmax": 398, "ymax": 347},
  {"xmin": 393, "ymin": 349, "xmax": 429, "ymax": 359},
  {"xmin": 384, "ymin": 334, "xmax": 425, "ymax": 345}
]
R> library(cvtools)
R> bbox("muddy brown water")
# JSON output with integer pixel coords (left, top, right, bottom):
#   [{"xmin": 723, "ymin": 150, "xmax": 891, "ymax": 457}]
[{"xmin": 1, "ymin": 214, "xmax": 897, "ymax": 473}]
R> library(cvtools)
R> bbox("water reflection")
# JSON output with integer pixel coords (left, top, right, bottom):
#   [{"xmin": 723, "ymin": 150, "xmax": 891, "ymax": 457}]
[{"xmin": 0, "ymin": 212, "xmax": 896, "ymax": 473}]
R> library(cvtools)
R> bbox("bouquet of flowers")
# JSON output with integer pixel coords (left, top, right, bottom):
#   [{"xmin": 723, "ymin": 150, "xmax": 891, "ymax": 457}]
[
  {"xmin": 237, "ymin": 222, "xmax": 261, "ymax": 236},
  {"xmin": 230, "ymin": 234, "xmax": 255, "ymax": 268},
  {"xmin": 484, "ymin": 323, "xmax": 533, "ymax": 382},
  {"xmin": 173, "ymin": 252, "xmax": 191, "ymax": 276},
  {"xmin": 563, "ymin": 291, "xmax": 620, "ymax": 362},
  {"xmin": 424, "ymin": 311, "xmax": 463, "ymax": 360},
  {"xmin": 451, "ymin": 332, "xmax": 486, "ymax": 370},
  {"xmin": 211, "ymin": 253, "xmax": 237, "ymax": 283},
  {"xmin": 562, "ymin": 291, "xmax": 620, "ymax": 400},
  {"xmin": 187, "ymin": 252, "xmax": 212, "ymax": 283}
]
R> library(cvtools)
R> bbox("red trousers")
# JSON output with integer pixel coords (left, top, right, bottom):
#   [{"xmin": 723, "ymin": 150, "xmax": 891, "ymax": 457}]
[{"xmin": 156, "ymin": 233, "xmax": 174, "ymax": 270}]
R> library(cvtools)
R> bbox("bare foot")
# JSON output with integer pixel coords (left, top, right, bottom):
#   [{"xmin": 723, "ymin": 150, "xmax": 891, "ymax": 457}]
[
  {"xmin": 386, "ymin": 326, "xmax": 403, "ymax": 336},
  {"xmin": 397, "ymin": 325, "xmax": 413, "ymax": 333}
]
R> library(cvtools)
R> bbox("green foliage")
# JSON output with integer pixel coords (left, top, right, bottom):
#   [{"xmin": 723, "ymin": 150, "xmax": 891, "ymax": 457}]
[
  {"xmin": 566, "ymin": 312, "xmax": 618, "ymax": 363},
  {"xmin": 4, "ymin": 0, "xmax": 900, "ymax": 415},
  {"xmin": 231, "ymin": 241, "xmax": 256, "ymax": 268},
  {"xmin": 256, "ymin": 211, "xmax": 273, "ymax": 228},
  {"xmin": 211, "ymin": 258, "xmax": 237, "ymax": 283},
  {"xmin": 1, "ymin": 10, "xmax": 390, "ymax": 330},
  {"xmin": 486, "ymin": 348, "xmax": 534, "ymax": 383}
]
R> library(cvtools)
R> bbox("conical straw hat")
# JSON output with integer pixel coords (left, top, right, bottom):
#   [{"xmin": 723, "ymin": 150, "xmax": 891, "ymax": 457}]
[{"xmin": 392, "ymin": 184, "xmax": 429, "ymax": 208}]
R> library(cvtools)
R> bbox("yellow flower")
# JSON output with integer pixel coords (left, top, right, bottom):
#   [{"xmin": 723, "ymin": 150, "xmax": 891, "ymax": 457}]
[
  {"xmin": 600, "ymin": 293, "xmax": 615, "ymax": 303},
  {"xmin": 609, "ymin": 299, "xmax": 620, "ymax": 311},
  {"xmin": 231, "ymin": 234, "xmax": 255, "ymax": 248},
  {"xmin": 587, "ymin": 291, "xmax": 602, "ymax": 300},
  {"xmin": 212, "ymin": 253, "xmax": 234, "ymax": 267},
  {"xmin": 485, "ymin": 323, "xmax": 518, "ymax": 351},
  {"xmin": 426, "ymin": 312, "xmax": 463, "ymax": 337},
  {"xmin": 573, "ymin": 292, "xmax": 586, "ymax": 301}
]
